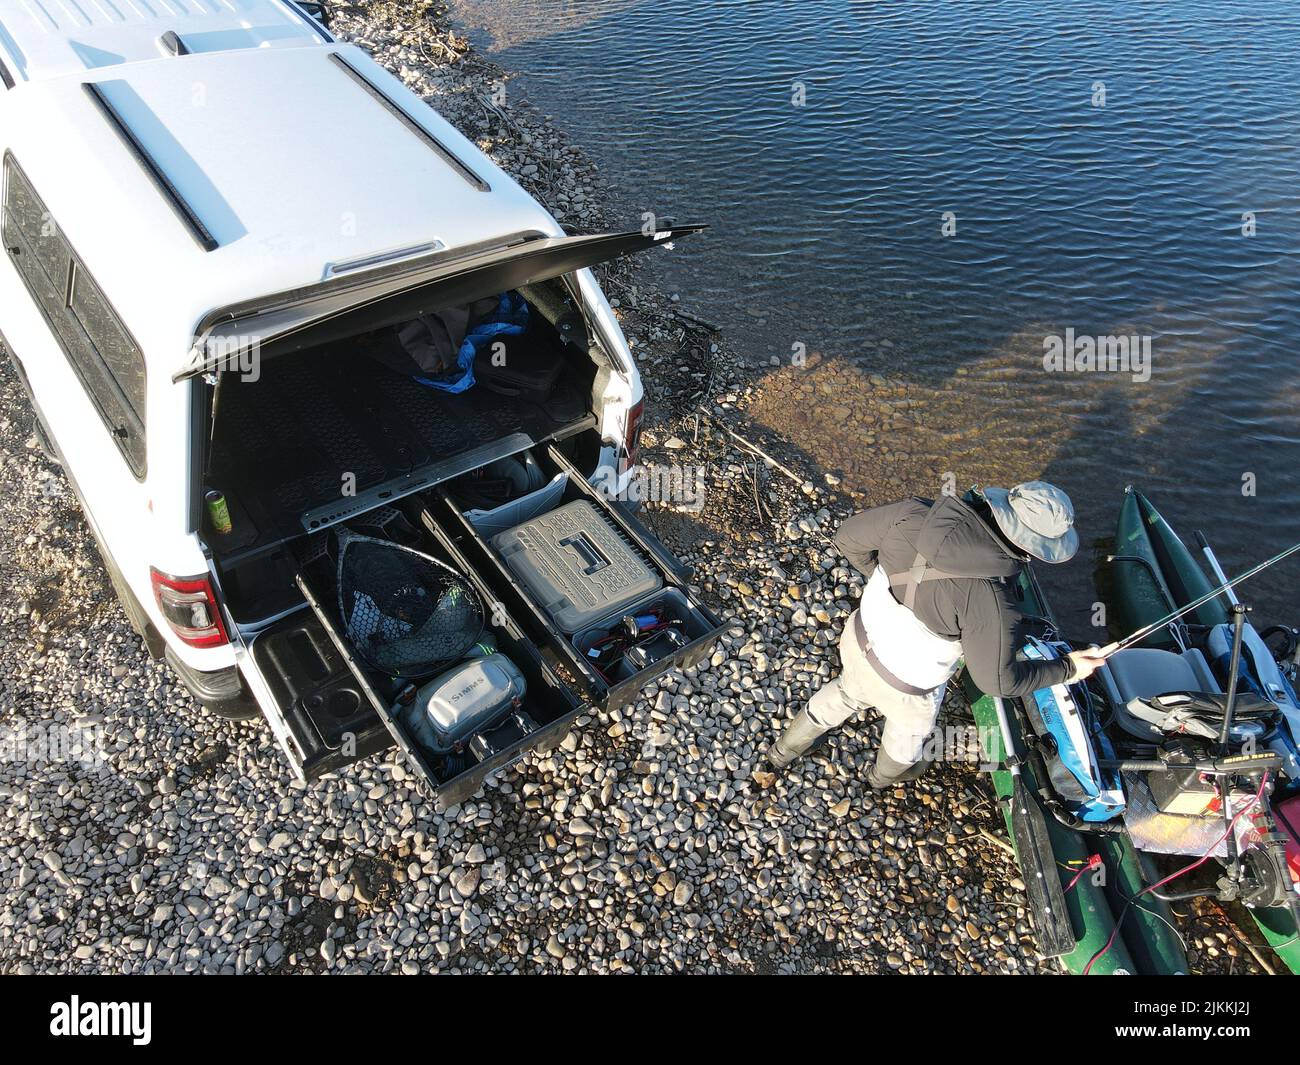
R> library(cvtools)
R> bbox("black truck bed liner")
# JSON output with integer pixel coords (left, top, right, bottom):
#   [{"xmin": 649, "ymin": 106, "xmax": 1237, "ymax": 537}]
[{"xmin": 207, "ymin": 348, "xmax": 591, "ymax": 560}]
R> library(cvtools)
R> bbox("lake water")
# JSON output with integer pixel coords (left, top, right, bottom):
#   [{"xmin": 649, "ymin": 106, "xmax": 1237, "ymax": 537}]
[{"xmin": 450, "ymin": 0, "xmax": 1299, "ymax": 630}]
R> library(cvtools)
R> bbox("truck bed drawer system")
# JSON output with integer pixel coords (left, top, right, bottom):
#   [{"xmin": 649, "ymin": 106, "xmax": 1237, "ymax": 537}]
[{"xmin": 246, "ymin": 444, "xmax": 722, "ymax": 805}]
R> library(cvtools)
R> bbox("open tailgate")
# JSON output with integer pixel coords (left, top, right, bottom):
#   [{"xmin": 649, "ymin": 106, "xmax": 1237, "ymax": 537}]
[{"xmin": 177, "ymin": 223, "xmax": 706, "ymax": 381}]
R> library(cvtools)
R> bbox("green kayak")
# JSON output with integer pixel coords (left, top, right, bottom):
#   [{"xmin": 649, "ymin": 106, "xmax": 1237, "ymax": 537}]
[
  {"xmin": 961, "ymin": 485, "xmax": 1297, "ymax": 974},
  {"xmin": 1110, "ymin": 486, "xmax": 1229, "ymax": 648},
  {"xmin": 1109, "ymin": 487, "xmax": 1300, "ymax": 974}
]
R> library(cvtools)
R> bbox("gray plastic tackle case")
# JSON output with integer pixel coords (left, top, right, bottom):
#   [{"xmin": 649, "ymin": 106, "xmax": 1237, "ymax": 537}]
[{"xmin": 491, "ymin": 499, "xmax": 662, "ymax": 633}]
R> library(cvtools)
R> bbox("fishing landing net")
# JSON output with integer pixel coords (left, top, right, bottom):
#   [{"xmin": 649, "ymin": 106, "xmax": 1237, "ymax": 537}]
[{"xmin": 336, "ymin": 528, "xmax": 484, "ymax": 677}]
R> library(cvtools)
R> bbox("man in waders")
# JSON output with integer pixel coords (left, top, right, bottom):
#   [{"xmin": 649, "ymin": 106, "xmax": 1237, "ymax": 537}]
[{"xmin": 763, "ymin": 481, "xmax": 1112, "ymax": 787}]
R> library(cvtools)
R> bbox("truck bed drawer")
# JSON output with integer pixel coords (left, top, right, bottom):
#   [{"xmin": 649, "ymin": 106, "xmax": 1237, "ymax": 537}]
[
  {"xmin": 251, "ymin": 518, "xmax": 589, "ymax": 804},
  {"xmin": 424, "ymin": 444, "xmax": 724, "ymax": 711}
]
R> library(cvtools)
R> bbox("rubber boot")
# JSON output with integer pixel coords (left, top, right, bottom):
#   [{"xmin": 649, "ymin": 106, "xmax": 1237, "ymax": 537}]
[
  {"xmin": 763, "ymin": 708, "xmax": 832, "ymax": 770},
  {"xmin": 867, "ymin": 746, "xmax": 929, "ymax": 789}
]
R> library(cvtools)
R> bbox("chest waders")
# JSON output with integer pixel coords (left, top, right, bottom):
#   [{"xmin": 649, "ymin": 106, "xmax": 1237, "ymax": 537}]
[{"xmin": 762, "ymin": 551, "xmax": 970, "ymax": 781}]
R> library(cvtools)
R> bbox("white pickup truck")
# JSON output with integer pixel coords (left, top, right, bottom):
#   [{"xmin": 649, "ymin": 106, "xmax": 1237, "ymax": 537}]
[{"xmin": 0, "ymin": 0, "xmax": 719, "ymax": 803}]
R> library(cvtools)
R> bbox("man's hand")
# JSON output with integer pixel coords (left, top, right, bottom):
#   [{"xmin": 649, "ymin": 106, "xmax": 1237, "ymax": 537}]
[{"xmin": 1066, "ymin": 643, "xmax": 1119, "ymax": 682}]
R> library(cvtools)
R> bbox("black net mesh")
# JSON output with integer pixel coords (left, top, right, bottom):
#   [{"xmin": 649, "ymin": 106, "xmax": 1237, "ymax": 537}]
[{"xmin": 336, "ymin": 529, "xmax": 484, "ymax": 677}]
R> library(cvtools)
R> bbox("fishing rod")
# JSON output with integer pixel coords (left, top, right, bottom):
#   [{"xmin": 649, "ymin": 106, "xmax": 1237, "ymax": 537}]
[{"xmin": 1103, "ymin": 540, "xmax": 1300, "ymax": 656}]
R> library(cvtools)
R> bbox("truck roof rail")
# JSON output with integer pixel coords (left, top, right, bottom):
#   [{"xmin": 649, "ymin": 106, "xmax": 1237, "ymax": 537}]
[
  {"xmin": 83, "ymin": 81, "xmax": 219, "ymax": 252},
  {"xmin": 328, "ymin": 51, "xmax": 490, "ymax": 193}
]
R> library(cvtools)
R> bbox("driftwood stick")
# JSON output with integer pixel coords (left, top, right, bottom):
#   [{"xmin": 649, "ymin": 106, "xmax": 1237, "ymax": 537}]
[
  {"xmin": 750, "ymin": 462, "xmax": 768, "ymax": 524},
  {"xmin": 1207, "ymin": 899, "xmax": 1277, "ymax": 976},
  {"xmin": 1239, "ymin": 934, "xmax": 1277, "ymax": 976},
  {"xmin": 701, "ymin": 415, "xmax": 842, "ymax": 552},
  {"xmin": 979, "ymin": 829, "xmax": 1016, "ymax": 857},
  {"xmin": 673, "ymin": 308, "xmax": 721, "ymax": 332},
  {"xmin": 705, "ymin": 417, "xmax": 806, "ymax": 486}
]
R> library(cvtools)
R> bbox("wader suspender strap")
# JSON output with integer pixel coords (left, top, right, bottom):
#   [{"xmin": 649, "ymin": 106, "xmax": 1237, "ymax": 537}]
[
  {"xmin": 889, "ymin": 551, "xmax": 963, "ymax": 610},
  {"xmin": 852, "ymin": 611, "xmax": 933, "ymax": 697}
]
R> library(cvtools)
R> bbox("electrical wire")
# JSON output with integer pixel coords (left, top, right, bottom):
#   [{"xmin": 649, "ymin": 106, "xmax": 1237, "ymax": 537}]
[
  {"xmin": 1115, "ymin": 887, "xmax": 1190, "ymax": 954},
  {"xmin": 584, "ymin": 610, "xmax": 684, "ymax": 682},
  {"xmin": 1082, "ymin": 772, "xmax": 1268, "ymax": 975},
  {"xmin": 1062, "ymin": 854, "xmax": 1102, "ymax": 893},
  {"xmin": 1052, "ymin": 859, "xmax": 1191, "ymax": 952}
]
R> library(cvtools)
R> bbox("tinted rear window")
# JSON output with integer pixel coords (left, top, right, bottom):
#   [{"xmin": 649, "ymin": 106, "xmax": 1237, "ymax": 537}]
[{"xmin": 3, "ymin": 154, "xmax": 147, "ymax": 476}]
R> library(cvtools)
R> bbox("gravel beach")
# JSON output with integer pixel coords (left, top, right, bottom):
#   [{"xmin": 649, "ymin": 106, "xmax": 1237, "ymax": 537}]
[{"xmin": 0, "ymin": 0, "xmax": 1268, "ymax": 974}]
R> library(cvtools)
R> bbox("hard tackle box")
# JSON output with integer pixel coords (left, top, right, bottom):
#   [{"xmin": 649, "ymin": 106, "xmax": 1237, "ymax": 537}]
[{"xmin": 491, "ymin": 499, "xmax": 661, "ymax": 633}]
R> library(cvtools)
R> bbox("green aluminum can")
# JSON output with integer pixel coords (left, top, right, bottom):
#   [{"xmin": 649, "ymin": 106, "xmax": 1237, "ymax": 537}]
[{"xmin": 205, "ymin": 489, "xmax": 233, "ymax": 535}]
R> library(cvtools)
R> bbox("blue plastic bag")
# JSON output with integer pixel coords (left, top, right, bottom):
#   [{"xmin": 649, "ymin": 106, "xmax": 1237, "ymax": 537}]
[{"xmin": 414, "ymin": 292, "xmax": 529, "ymax": 394}]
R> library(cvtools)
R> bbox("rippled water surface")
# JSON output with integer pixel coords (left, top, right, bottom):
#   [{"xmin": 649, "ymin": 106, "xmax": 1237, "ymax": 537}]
[{"xmin": 451, "ymin": 0, "xmax": 1299, "ymax": 627}]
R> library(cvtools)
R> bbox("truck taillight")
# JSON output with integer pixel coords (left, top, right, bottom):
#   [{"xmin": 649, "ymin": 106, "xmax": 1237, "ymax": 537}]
[
  {"xmin": 623, "ymin": 399, "xmax": 644, "ymax": 471},
  {"xmin": 149, "ymin": 568, "xmax": 228, "ymax": 648}
]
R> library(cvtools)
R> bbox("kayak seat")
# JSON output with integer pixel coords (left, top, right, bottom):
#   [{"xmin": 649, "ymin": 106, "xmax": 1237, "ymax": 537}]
[{"xmin": 1102, "ymin": 648, "xmax": 1222, "ymax": 740}]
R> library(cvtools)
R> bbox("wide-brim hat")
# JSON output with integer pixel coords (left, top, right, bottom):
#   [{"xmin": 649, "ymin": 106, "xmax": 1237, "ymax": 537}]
[{"xmin": 983, "ymin": 481, "xmax": 1079, "ymax": 564}]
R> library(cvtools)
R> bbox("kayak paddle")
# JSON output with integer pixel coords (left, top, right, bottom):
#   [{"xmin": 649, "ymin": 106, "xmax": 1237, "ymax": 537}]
[{"xmin": 991, "ymin": 696, "xmax": 1077, "ymax": 957}]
